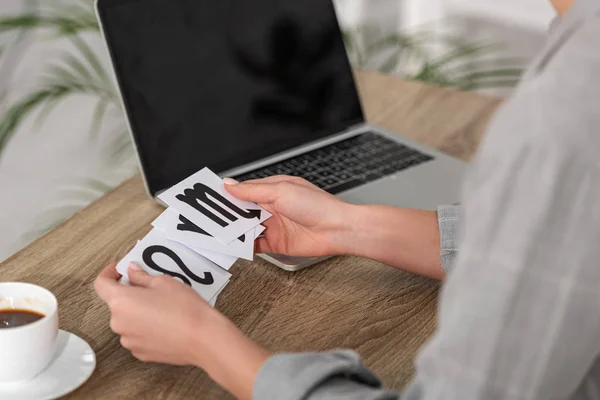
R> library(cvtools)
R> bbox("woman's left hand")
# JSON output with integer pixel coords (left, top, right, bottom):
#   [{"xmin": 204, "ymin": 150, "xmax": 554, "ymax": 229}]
[{"xmin": 94, "ymin": 263, "xmax": 269, "ymax": 400}]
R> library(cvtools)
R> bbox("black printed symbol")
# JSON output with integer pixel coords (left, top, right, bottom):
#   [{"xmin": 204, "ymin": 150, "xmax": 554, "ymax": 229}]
[
  {"xmin": 177, "ymin": 215, "xmax": 246, "ymax": 242},
  {"xmin": 142, "ymin": 245, "xmax": 214, "ymax": 286},
  {"xmin": 176, "ymin": 183, "xmax": 261, "ymax": 228},
  {"xmin": 177, "ymin": 215, "xmax": 210, "ymax": 236}
]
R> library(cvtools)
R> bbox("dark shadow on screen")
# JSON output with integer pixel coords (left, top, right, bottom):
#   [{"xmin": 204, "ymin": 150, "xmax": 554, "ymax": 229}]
[{"xmin": 230, "ymin": 16, "xmax": 341, "ymax": 131}]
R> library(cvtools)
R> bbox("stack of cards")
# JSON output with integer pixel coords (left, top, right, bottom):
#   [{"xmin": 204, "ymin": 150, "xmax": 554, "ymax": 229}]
[{"xmin": 117, "ymin": 168, "xmax": 271, "ymax": 306}]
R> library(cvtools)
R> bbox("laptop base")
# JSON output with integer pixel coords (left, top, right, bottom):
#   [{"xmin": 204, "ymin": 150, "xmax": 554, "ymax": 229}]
[{"xmin": 257, "ymin": 254, "xmax": 332, "ymax": 272}]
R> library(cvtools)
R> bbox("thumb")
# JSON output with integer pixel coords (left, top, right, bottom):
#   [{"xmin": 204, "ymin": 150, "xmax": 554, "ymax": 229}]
[
  {"xmin": 128, "ymin": 263, "xmax": 154, "ymax": 287},
  {"xmin": 224, "ymin": 180, "xmax": 279, "ymax": 204},
  {"xmin": 94, "ymin": 263, "xmax": 121, "ymax": 303}
]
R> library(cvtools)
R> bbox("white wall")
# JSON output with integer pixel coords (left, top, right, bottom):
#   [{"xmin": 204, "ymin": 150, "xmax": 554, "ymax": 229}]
[
  {"xmin": 336, "ymin": 0, "xmax": 554, "ymax": 34},
  {"xmin": 447, "ymin": 0, "xmax": 555, "ymax": 32},
  {"xmin": 334, "ymin": 0, "xmax": 446, "ymax": 32}
]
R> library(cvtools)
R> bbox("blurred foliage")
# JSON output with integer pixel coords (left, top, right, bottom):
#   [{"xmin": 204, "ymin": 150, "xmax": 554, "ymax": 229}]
[
  {"xmin": 343, "ymin": 26, "xmax": 523, "ymax": 91},
  {"xmin": 0, "ymin": 0, "xmax": 127, "ymax": 160},
  {"xmin": 0, "ymin": 1, "xmax": 99, "ymax": 36}
]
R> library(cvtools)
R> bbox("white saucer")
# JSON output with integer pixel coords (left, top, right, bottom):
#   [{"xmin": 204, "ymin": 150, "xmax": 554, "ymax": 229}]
[{"xmin": 0, "ymin": 330, "xmax": 96, "ymax": 400}]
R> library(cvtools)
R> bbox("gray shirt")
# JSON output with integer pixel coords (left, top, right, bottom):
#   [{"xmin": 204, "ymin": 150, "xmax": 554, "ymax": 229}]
[{"xmin": 254, "ymin": 1, "xmax": 600, "ymax": 399}]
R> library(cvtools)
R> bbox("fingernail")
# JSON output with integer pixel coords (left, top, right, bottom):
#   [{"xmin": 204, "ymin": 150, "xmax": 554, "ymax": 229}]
[
  {"xmin": 223, "ymin": 177, "xmax": 239, "ymax": 185},
  {"xmin": 129, "ymin": 263, "xmax": 142, "ymax": 271}
]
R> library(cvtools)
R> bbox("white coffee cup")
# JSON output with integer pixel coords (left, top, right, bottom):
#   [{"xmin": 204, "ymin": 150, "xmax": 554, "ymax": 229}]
[{"xmin": 0, "ymin": 282, "xmax": 59, "ymax": 384}]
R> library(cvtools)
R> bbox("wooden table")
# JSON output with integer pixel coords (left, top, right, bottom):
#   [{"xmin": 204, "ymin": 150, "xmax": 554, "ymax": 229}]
[{"xmin": 0, "ymin": 70, "xmax": 502, "ymax": 399}]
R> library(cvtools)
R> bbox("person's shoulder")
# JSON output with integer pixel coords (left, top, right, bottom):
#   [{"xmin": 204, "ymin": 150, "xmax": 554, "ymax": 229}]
[
  {"xmin": 521, "ymin": 14, "xmax": 600, "ymax": 154},
  {"xmin": 541, "ymin": 14, "xmax": 600, "ymax": 79},
  {"xmin": 473, "ymin": 15, "xmax": 600, "ymax": 176}
]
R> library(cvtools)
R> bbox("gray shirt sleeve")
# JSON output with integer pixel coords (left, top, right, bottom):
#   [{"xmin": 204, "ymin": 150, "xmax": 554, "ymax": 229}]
[
  {"xmin": 253, "ymin": 8, "xmax": 600, "ymax": 400},
  {"xmin": 436, "ymin": 205, "xmax": 460, "ymax": 274}
]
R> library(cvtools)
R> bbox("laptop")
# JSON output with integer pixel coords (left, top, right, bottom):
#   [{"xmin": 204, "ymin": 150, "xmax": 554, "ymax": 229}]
[{"xmin": 96, "ymin": 0, "xmax": 466, "ymax": 271}]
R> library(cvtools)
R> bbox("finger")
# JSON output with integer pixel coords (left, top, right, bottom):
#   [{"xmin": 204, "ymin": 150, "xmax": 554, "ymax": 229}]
[
  {"xmin": 225, "ymin": 181, "xmax": 280, "ymax": 204},
  {"xmin": 99, "ymin": 262, "xmax": 121, "ymax": 280},
  {"xmin": 94, "ymin": 263, "xmax": 122, "ymax": 302},
  {"xmin": 128, "ymin": 263, "xmax": 154, "ymax": 288},
  {"xmin": 254, "ymin": 237, "xmax": 273, "ymax": 254},
  {"xmin": 120, "ymin": 336, "xmax": 132, "ymax": 349},
  {"xmin": 120, "ymin": 336, "xmax": 142, "ymax": 351}
]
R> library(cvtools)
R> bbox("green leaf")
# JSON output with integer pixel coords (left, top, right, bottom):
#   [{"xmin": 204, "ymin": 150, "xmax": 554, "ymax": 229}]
[
  {"xmin": 107, "ymin": 127, "xmax": 134, "ymax": 164},
  {"xmin": 43, "ymin": 63, "xmax": 82, "ymax": 86},
  {"xmin": 454, "ymin": 68, "xmax": 523, "ymax": 82},
  {"xmin": 342, "ymin": 29, "xmax": 364, "ymax": 67},
  {"xmin": 378, "ymin": 52, "xmax": 403, "ymax": 74},
  {"xmin": 0, "ymin": 86, "xmax": 71, "ymax": 155},
  {"xmin": 42, "ymin": 57, "xmax": 114, "ymax": 100},
  {"xmin": 0, "ymin": 76, "xmax": 116, "ymax": 156},
  {"xmin": 458, "ymin": 79, "xmax": 522, "ymax": 91},
  {"xmin": 0, "ymin": 15, "xmax": 43, "ymax": 32},
  {"xmin": 366, "ymin": 34, "xmax": 424, "ymax": 58},
  {"xmin": 0, "ymin": 14, "xmax": 98, "ymax": 37},
  {"xmin": 90, "ymin": 99, "xmax": 110, "ymax": 141},
  {"xmin": 33, "ymin": 95, "xmax": 62, "ymax": 129},
  {"xmin": 428, "ymin": 42, "xmax": 505, "ymax": 70},
  {"xmin": 59, "ymin": 52, "xmax": 95, "ymax": 84},
  {"xmin": 69, "ymin": 36, "xmax": 111, "ymax": 88},
  {"xmin": 442, "ymin": 57, "xmax": 524, "ymax": 75}
]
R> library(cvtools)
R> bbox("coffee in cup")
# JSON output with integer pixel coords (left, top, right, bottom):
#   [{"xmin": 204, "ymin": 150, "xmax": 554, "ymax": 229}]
[
  {"xmin": 0, "ymin": 309, "xmax": 45, "ymax": 329},
  {"xmin": 0, "ymin": 283, "xmax": 59, "ymax": 384}
]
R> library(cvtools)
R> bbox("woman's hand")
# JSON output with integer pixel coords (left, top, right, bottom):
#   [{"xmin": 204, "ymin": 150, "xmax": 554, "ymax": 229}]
[
  {"xmin": 224, "ymin": 176, "xmax": 356, "ymax": 257},
  {"xmin": 94, "ymin": 263, "xmax": 269, "ymax": 400},
  {"xmin": 226, "ymin": 176, "xmax": 445, "ymax": 280}
]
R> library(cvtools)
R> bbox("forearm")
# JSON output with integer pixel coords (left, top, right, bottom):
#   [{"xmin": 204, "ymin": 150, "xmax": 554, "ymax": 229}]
[
  {"xmin": 192, "ymin": 314, "xmax": 270, "ymax": 400},
  {"xmin": 337, "ymin": 205, "xmax": 445, "ymax": 280}
]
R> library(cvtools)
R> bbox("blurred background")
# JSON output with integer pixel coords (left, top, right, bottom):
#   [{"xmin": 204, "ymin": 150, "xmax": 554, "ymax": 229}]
[{"xmin": 0, "ymin": 0, "xmax": 554, "ymax": 262}]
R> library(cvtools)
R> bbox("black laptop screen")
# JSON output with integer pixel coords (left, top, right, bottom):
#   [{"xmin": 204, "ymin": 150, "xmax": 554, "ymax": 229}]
[{"xmin": 98, "ymin": 0, "xmax": 364, "ymax": 194}]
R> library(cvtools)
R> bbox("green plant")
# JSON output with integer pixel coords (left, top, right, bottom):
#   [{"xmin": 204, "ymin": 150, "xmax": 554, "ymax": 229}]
[
  {"xmin": 343, "ymin": 26, "xmax": 523, "ymax": 90},
  {"xmin": 0, "ymin": 0, "xmax": 130, "ymax": 161},
  {"xmin": 0, "ymin": 0, "xmax": 133, "ymax": 242}
]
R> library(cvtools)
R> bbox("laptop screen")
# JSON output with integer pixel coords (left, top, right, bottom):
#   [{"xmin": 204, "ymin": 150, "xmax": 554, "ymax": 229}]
[{"xmin": 98, "ymin": 0, "xmax": 364, "ymax": 195}]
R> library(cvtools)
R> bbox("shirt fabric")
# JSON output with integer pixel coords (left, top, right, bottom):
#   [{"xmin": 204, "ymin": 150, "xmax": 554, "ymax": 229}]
[
  {"xmin": 254, "ymin": 1, "xmax": 600, "ymax": 399},
  {"xmin": 436, "ymin": 205, "xmax": 460, "ymax": 274}
]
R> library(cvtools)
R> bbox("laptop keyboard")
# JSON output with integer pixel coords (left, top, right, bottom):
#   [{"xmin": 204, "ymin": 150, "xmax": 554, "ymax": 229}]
[{"xmin": 233, "ymin": 132, "xmax": 435, "ymax": 195}]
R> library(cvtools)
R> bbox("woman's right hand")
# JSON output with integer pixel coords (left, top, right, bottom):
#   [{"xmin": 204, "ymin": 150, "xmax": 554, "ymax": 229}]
[
  {"xmin": 226, "ymin": 175, "xmax": 445, "ymax": 280},
  {"xmin": 224, "ymin": 176, "xmax": 356, "ymax": 258}
]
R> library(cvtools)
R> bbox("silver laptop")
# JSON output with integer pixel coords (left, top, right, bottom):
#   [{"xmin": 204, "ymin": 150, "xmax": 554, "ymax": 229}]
[{"xmin": 96, "ymin": 0, "xmax": 466, "ymax": 271}]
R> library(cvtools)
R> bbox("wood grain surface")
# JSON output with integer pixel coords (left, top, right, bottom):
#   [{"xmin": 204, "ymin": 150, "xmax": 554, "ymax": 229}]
[{"xmin": 0, "ymin": 70, "xmax": 502, "ymax": 399}]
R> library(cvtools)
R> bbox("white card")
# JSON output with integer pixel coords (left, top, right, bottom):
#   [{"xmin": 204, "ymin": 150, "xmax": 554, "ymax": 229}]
[
  {"xmin": 255, "ymin": 225, "xmax": 266, "ymax": 238},
  {"xmin": 193, "ymin": 248, "xmax": 237, "ymax": 271},
  {"xmin": 152, "ymin": 208, "xmax": 255, "ymax": 260},
  {"xmin": 181, "ymin": 226, "xmax": 264, "ymax": 268},
  {"xmin": 116, "ymin": 229, "xmax": 231, "ymax": 301},
  {"xmin": 157, "ymin": 168, "xmax": 271, "ymax": 243}
]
